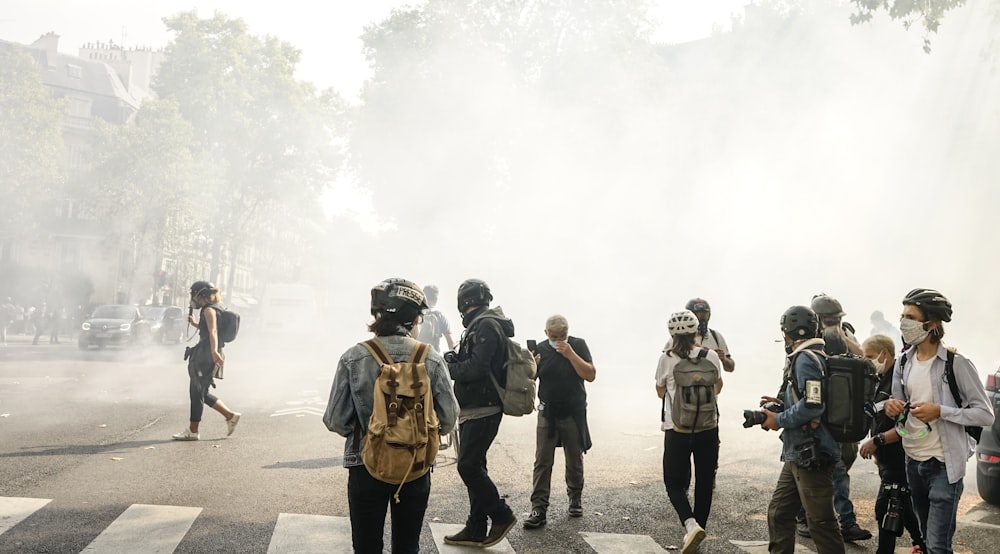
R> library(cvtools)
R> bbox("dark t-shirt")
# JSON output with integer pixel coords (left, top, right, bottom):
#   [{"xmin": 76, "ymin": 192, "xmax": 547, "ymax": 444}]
[{"xmin": 536, "ymin": 336, "xmax": 592, "ymax": 407}]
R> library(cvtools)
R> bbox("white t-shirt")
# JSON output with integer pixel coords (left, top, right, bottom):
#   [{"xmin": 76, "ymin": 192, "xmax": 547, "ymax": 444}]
[
  {"xmin": 655, "ymin": 347, "xmax": 723, "ymax": 431},
  {"xmin": 902, "ymin": 355, "xmax": 945, "ymax": 462}
]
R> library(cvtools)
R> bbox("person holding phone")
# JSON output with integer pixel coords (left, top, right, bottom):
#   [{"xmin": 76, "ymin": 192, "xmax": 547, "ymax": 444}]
[{"xmin": 522, "ymin": 315, "xmax": 596, "ymax": 530}]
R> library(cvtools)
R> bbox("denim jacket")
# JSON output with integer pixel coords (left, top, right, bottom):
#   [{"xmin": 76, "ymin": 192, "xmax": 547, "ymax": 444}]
[
  {"xmin": 323, "ymin": 335, "xmax": 460, "ymax": 468},
  {"xmin": 892, "ymin": 342, "xmax": 995, "ymax": 484},
  {"xmin": 774, "ymin": 338, "xmax": 840, "ymax": 465}
]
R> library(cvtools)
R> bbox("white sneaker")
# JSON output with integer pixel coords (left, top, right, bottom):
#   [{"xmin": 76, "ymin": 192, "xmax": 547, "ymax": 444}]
[
  {"xmin": 172, "ymin": 428, "xmax": 199, "ymax": 441},
  {"xmin": 682, "ymin": 521, "xmax": 705, "ymax": 554},
  {"xmin": 227, "ymin": 413, "xmax": 241, "ymax": 436}
]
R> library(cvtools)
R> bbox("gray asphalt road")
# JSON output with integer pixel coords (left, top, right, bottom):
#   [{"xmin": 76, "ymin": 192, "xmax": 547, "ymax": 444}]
[{"xmin": 1, "ymin": 339, "xmax": 997, "ymax": 553}]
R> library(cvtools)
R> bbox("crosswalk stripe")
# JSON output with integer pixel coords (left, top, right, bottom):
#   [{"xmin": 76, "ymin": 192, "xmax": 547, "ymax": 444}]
[
  {"xmin": 429, "ymin": 522, "xmax": 515, "ymax": 553},
  {"xmin": 730, "ymin": 540, "xmax": 815, "ymax": 553},
  {"xmin": 267, "ymin": 513, "xmax": 353, "ymax": 554},
  {"xmin": 0, "ymin": 496, "xmax": 51, "ymax": 534},
  {"xmin": 580, "ymin": 531, "xmax": 667, "ymax": 553},
  {"xmin": 81, "ymin": 504, "xmax": 201, "ymax": 554}
]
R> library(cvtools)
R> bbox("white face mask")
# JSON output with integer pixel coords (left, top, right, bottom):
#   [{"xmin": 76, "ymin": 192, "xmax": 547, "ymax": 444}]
[
  {"xmin": 548, "ymin": 339, "xmax": 559, "ymax": 349},
  {"xmin": 869, "ymin": 354, "xmax": 885, "ymax": 373},
  {"xmin": 900, "ymin": 318, "xmax": 929, "ymax": 345}
]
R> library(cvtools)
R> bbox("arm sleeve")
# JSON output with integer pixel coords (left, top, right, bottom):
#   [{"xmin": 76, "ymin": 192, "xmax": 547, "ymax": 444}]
[
  {"xmin": 448, "ymin": 319, "xmax": 503, "ymax": 384},
  {"xmin": 427, "ymin": 354, "xmax": 460, "ymax": 435},
  {"xmin": 574, "ymin": 338, "xmax": 593, "ymax": 363},
  {"xmin": 323, "ymin": 353, "xmax": 356, "ymax": 436},
  {"xmin": 939, "ymin": 354, "xmax": 995, "ymax": 427},
  {"xmin": 775, "ymin": 352, "xmax": 825, "ymax": 429}
]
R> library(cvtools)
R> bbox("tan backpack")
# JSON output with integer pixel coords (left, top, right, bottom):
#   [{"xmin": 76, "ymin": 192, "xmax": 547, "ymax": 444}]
[{"xmin": 360, "ymin": 339, "xmax": 440, "ymax": 502}]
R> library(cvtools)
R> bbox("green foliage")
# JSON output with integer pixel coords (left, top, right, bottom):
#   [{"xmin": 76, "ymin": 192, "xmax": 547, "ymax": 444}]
[
  {"xmin": 0, "ymin": 42, "xmax": 65, "ymax": 232},
  {"xmin": 849, "ymin": 0, "xmax": 968, "ymax": 52},
  {"xmin": 153, "ymin": 11, "xmax": 346, "ymax": 285}
]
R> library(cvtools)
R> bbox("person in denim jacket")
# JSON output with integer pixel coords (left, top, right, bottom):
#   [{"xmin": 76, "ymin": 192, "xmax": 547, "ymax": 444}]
[
  {"xmin": 323, "ymin": 278, "xmax": 459, "ymax": 554},
  {"xmin": 885, "ymin": 289, "xmax": 994, "ymax": 554},
  {"xmin": 757, "ymin": 305, "xmax": 845, "ymax": 554}
]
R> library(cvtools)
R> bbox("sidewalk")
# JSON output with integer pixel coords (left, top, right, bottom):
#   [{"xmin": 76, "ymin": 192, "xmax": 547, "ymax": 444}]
[{"xmin": 1, "ymin": 333, "xmax": 75, "ymax": 347}]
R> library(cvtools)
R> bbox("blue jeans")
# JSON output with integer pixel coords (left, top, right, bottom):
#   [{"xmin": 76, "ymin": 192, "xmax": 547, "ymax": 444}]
[
  {"xmin": 457, "ymin": 412, "xmax": 512, "ymax": 536},
  {"xmin": 906, "ymin": 457, "xmax": 962, "ymax": 554}
]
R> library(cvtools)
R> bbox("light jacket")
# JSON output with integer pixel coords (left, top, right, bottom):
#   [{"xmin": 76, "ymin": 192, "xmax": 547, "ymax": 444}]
[
  {"xmin": 323, "ymin": 335, "xmax": 459, "ymax": 468},
  {"xmin": 892, "ymin": 342, "xmax": 995, "ymax": 484}
]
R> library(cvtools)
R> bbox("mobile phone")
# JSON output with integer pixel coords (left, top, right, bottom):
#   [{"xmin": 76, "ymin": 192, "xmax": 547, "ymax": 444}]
[{"xmin": 526, "ymin": 339, "xmax": 537, "ymax": 352}]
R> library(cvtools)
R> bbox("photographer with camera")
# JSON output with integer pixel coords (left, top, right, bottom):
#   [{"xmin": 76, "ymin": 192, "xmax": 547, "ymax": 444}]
[
  {"xmin": 752, "ymin": 305, "xmax": 844, "ymax": 554},
  {"xmin": 858, "ymin": 334, "xmax": 925, "ymax": 554}
]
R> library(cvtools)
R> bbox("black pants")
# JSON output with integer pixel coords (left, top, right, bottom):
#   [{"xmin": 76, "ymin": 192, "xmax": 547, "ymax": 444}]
[
  {"xmin": 456, "ymin": 412, "xmax": 511, "ymax": 536},
  {"xmin": 662, "ymin": 427, "xmax": 719, "ymax": 529},
  {"xmin": 347, "ymin": 465, "xmax": 430, "ymax": 554},
  {"xmin": 875, "ymin": 446, "xmax": 923, "ymax": 553},
  {"xmin": 187, "ymin": 365, "xmax": 217, "ymax": 422}
]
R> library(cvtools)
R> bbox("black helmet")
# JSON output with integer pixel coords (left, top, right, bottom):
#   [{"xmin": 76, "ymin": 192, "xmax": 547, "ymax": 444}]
[
  {"xmin": 190, "ymin": 281, "xmax": 218, "ymax": 298},
  {"xmin": 370, "ymin": 278, "xmax": 428, "ymax": 321},
  {"xmin": 810, "ymin": 294, "xmax": 845, "ymax": 317},
  {"xmin": 685, "ymin": 298, "xmax": 711, "ymax": 313},
  {"xmin": 781, "ymin": 305, "xmax": 819, "ymax": 339},
  {"xmin": 902, "ymin": 288, "xmax": 952, "ymax": 322},
  {"xmin": 457, "ymin": 279, "xmax": 492, "ymax": 312}
]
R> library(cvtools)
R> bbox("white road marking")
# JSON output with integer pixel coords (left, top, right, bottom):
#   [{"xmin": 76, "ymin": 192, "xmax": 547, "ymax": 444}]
[
  {"xmin": 267, "ymin": 513, "xmax": 352, "ymax": 554},
  {"xmin": 0, "ymin": 496, "xmax": 51, "ymax": 534},
  {"xmin": 81, "ymin": 504, "xmax": 201, "ymax": 554},
  {"xmin": 730, "ymin": 540, "xmax": 815, "ymax": 553},
  {"xmin": 270, "ymin": 407, "xmax": 325, "ymax": 417},
  {"xmin": 581, "ymin": 531, "xmax": 668, "ymax": 553},
  {"xmin": 957, "ymin": 509, "xmax": 1000, "ymax": 530},
  {"xmin": 429, "ymin": 522, "xmax": 515, "ymax": 553}
]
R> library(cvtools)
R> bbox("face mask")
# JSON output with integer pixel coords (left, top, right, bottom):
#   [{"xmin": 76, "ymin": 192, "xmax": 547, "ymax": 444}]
[
  {"xmin": 900, "ymin": 318, "xmax": 929, "ymax": 345},
  {"xmin": 697, "ymin": 320, "xmax": 709, "ymax": 337},
  {"xmin": 869, "ymin": 354, "xmax": 885, "ymax": 373},
  {"xmin": 549, "ymin": 339, "xmax": 560, "ymax": 349}
]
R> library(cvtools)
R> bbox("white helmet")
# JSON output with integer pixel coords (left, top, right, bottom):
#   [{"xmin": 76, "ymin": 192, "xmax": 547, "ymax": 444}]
[{"xmin": 668, "ymin": 310, "xmax": 699, "ymax": 336}]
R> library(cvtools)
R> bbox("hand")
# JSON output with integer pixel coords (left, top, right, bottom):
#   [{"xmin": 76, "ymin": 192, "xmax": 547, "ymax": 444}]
[
  {"xmin": 859, "ymin": 438, "xmax": 876, "ymax": 459},
  {"xmin": 212, "ymin": 351, "xmax": 225, "ymax": 366},
  {"xmin": 759, "ymin": 396, "xmax": 780, "ymax": 407},
  {"xmin": 884, "ymin": 399, "xmax": 906, "ymax": 417},
  {"xmin": 533, "ymin": 352, "xmax": 541, "ymax": 365},
  {"xmin": 443, "ymin": 351, "xmax": 459, "ymax": 364},
  {"xmin": 909, "ymin": 402, "xmax": 941, "ymax": 423},
  {"xmin": 188, "ymin": 315, "xmax": 198, "ymax": 326},
  {"xmin": 761, "ymin": 409, "xmax": 780, "ymax": 431},
  {"xmin": 553, "ymin": 340, "xmax": 574, "ymax": 358}
]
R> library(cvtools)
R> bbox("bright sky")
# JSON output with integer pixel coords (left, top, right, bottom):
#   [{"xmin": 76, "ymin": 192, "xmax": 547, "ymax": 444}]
[{"xmin": 2, "ymin": 0, "xmax": 749, "ymax": 100}]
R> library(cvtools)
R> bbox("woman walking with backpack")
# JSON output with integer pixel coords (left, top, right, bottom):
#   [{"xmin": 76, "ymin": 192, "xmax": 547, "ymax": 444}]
[
  {"xmin": 172, "ymin": 281, "xmax": 240, "ymax": 441},
  {"xmin": 655, "ymin": 310, "xmax": 724, "ymax": 554}
]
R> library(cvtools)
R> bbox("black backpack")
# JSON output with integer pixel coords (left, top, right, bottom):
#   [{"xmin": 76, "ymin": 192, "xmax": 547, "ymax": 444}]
[
  {"xmin": 796, "ymin": 350, "xmax": 878, "ymax": 443},
  {"xmin": 210, "ymin": 306, "xmax": 241, "ymax": 344},
  {"xmin": 899, "ymin": 348, "xmax": 981, "ymax": 443}
]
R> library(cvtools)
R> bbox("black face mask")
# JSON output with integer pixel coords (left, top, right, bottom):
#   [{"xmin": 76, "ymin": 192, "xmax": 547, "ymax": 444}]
[{"xmin": 698, "ymin": 320, "xmax": 709, "ymax": 337}]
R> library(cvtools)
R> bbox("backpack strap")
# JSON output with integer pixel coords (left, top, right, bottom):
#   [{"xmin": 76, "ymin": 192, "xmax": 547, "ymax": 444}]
[
  {"xmin": 696, "ymin": 347, "xmax": 709, "ymax": 360},
  {"xmin": 944, "ymin": 347, "xmax": 961, "ymax": 405},
  {"xmin": 361, "ymin": 339, "xmax": 394, "ymax": 365}
]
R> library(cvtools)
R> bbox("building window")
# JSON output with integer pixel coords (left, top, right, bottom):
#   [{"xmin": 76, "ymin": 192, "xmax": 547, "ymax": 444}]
[
  {"xmin": 60, "ymin": 242, "xmax": 80, "ymax": 270},
  {"xmin": 67, "ymin": 64, "xmax": 82, "ymax": 79},
  {"xmin": 67, "ymin": 96, "xmax": 91, "ymax": 118}
]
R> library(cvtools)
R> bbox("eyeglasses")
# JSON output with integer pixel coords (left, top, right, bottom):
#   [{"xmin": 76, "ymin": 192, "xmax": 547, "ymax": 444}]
[{"xmin": 895, "ymin": 405, "xmax": 932, "ymax": 439}]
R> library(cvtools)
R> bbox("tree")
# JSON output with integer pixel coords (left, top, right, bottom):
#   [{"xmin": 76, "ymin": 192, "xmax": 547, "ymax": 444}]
[
  {"xmin": 849, "ymin": 0, "xmax": 969, "ymax": 52},
  {"xmin": 0, "ymin": 42, "xmax": 65, "ymax": 234},
  {"xmin": 73, "ymin": 99, "xmax": 199, "ymax": 303},
  {"xmin": 153, "ymin": 11, "xmax": 346, "ymax": 292}
]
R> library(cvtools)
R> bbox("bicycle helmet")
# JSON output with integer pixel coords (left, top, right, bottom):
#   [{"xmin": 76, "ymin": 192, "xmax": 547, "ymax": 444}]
[
  {"xmin": 685, "ymin": 298, "xmax": 711, "ymax": 313},
  {"xmin": 781, "ymin": 305, "xmax": 819, "ymax": 339},
  {"xmin": 668, "ymin": 310, "xmax": 700, "ymax": 336},
  {"xmin": 457, "ymin": 279, "xmax": 492, "ymax": 312},
  {"xmin": 902, "ymin": 288, "xmax": 952, "ymax": 322},
  {"xmin": 190, "ymin": 281, "xmax": 218, "ymax": 298},
  {"xmin": 371, "ymin": 278, "xmax": 428, "ymax": 321},
  {"xmin": 810, "ymin": 294, "xmax": 845, "ymax": 317}
]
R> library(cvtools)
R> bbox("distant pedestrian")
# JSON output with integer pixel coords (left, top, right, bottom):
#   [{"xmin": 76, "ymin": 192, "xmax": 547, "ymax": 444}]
[
  {"xmin": 0, "ymin": 297, "xmax": 15, "ymax": 346},
  {"xmin": 48, "ymin": 306, "xmax": 63, "ymax": 344},
  {"xmin": 416, "ymin": 284, "xmax": 456, "ymax": 353},
  {"xmin": 172, "ymin": 281, "xmax": 240, "ymax": 441},
  {"xmin": 31, "ymin": 303, "xmax": 47, "ymax": 345}
]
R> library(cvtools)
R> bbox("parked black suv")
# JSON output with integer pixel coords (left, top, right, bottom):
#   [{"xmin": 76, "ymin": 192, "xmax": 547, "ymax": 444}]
[
  {"xmin": 976, "ymin": 367, "xmax": 1000, "ymax": 505},
  {"xmin": 139, "ymin": 305, "xmax": 186, "ymax": 344}
]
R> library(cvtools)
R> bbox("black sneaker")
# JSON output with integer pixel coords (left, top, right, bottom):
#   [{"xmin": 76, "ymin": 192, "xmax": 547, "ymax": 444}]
[
  {"xmin": 840, "ymin": 523, "xmax": 872, "ymax": 542},
  {"xmin": 796, "ymin": 522, "xmax": 811, "ymax": 538},
  {"xmin": 483, "ymin": 514, "xmax": 517, "ymax": 547},
  {"xmin": 568, "ymin": 498, "xmax": 583, "ymax": 518},
  {"xmin": 443, "ymin": 528, "xmax": 485, "ymax": 547},
  {"xmin": 523, "ymin": 509, "xmax": 547, "ymax": 529}
]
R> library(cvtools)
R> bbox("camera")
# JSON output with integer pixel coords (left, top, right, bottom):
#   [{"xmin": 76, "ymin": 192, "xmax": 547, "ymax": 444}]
[
  {"xmin": 793, "ymin": 438, "xmax": 820, "ymax": 469},
  {"xmin": 742, "ymin": 401, "xmax": 784, "ymax": 428},
  {"xmin": 880, "ymin": 483, "xmax": 906, "ymax": 536}
]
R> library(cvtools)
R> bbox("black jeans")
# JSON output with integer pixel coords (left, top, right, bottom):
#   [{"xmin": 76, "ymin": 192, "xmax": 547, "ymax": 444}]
[
  {"xmin": 187, "ymin": 365, "xmax": 217, "ymax": 422},
  {"xmin": 456, "ymin": 412, "xmax": 512, "ymax": 536},
  {"xmin": 347, "ymin": 465, "xmax": 430, "ymax": 554},
  {"xmin": 662, "ymin": 427, "xmax": 719, "ymax": 529}
]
